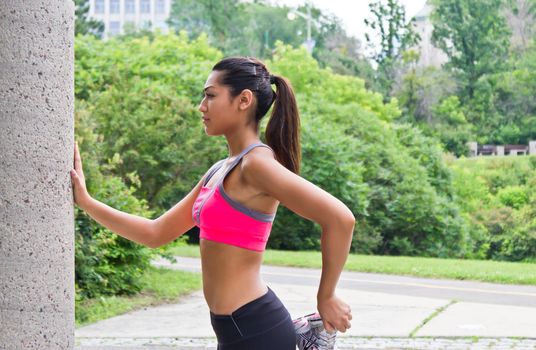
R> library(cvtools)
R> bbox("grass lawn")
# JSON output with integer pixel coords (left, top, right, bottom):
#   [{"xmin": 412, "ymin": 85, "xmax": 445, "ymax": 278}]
[
  {"xmin": 75, "ymin": 266, "xmax": 201, "ymax": 327},
  {"xmin": 168, "ymin": 244, "xmax": 536, "ymax": 285}
]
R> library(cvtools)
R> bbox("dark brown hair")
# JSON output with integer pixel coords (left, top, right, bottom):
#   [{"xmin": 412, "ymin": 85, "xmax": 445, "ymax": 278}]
[{"xmin": 212, "ymin": 56, "xmax": 301, "ymax": 174}]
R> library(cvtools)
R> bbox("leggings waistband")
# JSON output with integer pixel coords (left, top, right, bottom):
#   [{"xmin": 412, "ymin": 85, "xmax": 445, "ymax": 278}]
[{"xmin": 209, "ymin": 286, "xmax": 292, "ymax": 344}]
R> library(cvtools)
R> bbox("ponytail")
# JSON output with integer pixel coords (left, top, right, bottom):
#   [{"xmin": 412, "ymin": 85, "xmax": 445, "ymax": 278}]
[
  {"xmin": 266, "ymin": 75, "xmax": 301, "ymax": 175},
  {"xmin": 212, "ymin": 57, "xmax": 301, "ymax": 174}
]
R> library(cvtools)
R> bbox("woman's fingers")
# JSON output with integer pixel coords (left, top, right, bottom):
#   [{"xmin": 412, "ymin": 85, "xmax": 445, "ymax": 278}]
[
  {"xmin": 74, "ymin": 143, "xmax": 81, "ymax": 169},
  {"xmin": 74, "ymin": 142, "xmax": 85, "ymax": 177},
  {"xmin": 323, "ymin": 320, "xmax": 336, "ymax": 334},
  {"xmin": 337, "ymin": 311, "xmax": 352, "ymax": 332}
]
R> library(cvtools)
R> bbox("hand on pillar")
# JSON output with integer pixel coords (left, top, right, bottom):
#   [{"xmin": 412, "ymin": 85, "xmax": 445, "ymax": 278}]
[{"xmin": 70, "ymin": 142, "xmax": 91, "ymax": 209}]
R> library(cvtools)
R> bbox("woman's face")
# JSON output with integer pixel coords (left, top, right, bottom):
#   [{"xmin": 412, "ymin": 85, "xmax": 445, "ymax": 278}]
[{"xmin": 198, "ymin": 70, "xmax": 244, "ymax": 136}]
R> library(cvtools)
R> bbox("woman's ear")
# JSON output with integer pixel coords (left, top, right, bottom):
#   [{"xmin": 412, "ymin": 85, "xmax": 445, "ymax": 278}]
[{"xmin": 238, "ymin": 89, "xmax": 254, "ymax": 111}]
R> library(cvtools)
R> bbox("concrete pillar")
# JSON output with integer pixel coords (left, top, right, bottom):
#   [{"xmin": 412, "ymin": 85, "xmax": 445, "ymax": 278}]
[
  {"xmin": 529, "ymin": 141, "xmax": 536, "ymax": 155},
  {"xmin": 467, "ymin": 141, "xmax": 478, "ymax": 157},
  {"xmin": 497, "ymin": 145, "xmax": 505, "ymax": 156},
  {"xmin": 0, "ymin": 1, "xmax": 75, "ymax": 348}
]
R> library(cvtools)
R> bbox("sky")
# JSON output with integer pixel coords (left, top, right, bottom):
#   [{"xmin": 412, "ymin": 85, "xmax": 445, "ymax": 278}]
[{"xmin": 271, "ymin": 0, "xmax": 428, "ymax": 48}]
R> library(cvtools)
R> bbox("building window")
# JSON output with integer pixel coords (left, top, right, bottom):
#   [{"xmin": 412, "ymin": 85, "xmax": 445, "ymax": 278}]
[
  {"xmin": 140, "ymin": 0, "xmax": 151, "ymax": 14},
  {"xmin": 110, "ymin": 0, "xmax": 120, "ymax": 14},
  {"xmin": 141, "ymin": 20, "xmax": 152, "ymax": 29},
  {"xmin": 154, "ymin": 20, "xmax": 166, "ymax": 29},
  {"xmin": 156, "ymin": 0, "xmax": 166, "ymax": 14},
  {"xmin": 109, "ymin": 21, "xmax": 121, "ymax": 36},
  {"xmin": 125, "ymin": 0, "xmax": 135, "ymax": 14},
  {"xmin": 123, "ymin": 21, "xmax": 136, "ymax": 31},
  {"xmin": 94, "ymin": 0, "xmax": 105, "ymax": 14}
]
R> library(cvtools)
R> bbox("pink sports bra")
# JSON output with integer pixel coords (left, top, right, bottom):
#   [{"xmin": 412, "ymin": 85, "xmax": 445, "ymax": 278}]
[{"xmin": 192, "ymin": 143, "xmax": 277, "ymax": 252}]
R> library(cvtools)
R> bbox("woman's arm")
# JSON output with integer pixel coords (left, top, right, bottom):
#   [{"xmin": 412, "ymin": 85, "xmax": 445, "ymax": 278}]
[
  {"xmin": 241, "ymin": 149, "xmax": 355, "ymax": 333},
  {"xmin": 70, "ymin": 142, "xmax": 160, "ymax": 247},
  {"xmin": 70, "ymin": 142, "xmax": 205, "ymax": 248},
  {"xmin": 80, "ymin": 196, "xmax": 158, "ymax": 247}
]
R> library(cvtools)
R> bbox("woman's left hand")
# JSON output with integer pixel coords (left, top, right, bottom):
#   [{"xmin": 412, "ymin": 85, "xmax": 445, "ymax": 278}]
[{"xmin": 317, "ymin": 294, "xmax": 352, "ymax": 334}]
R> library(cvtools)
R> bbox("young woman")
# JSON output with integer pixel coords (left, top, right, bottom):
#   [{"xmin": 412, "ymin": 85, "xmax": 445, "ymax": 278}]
[{"xmin": 70, "ymin": 56, "xmax": 354, "ymax": 349}]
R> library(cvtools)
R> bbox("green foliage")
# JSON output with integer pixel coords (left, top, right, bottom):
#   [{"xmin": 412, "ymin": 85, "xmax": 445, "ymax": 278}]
[
  {"xmin": 397, "ymin": 1, "xmax": 535, "ymax": 149},
  {"xmin": 393, "ymin": 124, "xmax": 454, "ymax": 196},
  {"xmin": 167, "ymin": 0, "xmax": 373, "ymax": 82},
  {"xmin": 74, "ymin": 0, "xmax": 104, "ymax": 38},
  {"xmin": 270, "ymin": 113, "xmax": 371, "ymax": 252},
  {"xmin": 431, "ymin": 0, "xmax": 511, "ymax": 100},
  {"xmin": 71, "ymin": 1, "xmax": 536, "ymax": 303},
  {"xmin": 393, "ymin": 64, "xmax": 471, "ymax": 155},
  {"xmin": 497, "ymin": 186, "xmax": 529, "ymax": 209},
  {"xmin": 364, "ymin": 0, "xmax": 421, "ymax": 96},
  {"xmin": 75, "ymin": 33, "xmax": 226, "ymax": 210},
  {"xmin": 428, "ymin": 96, "xmax": 472, "ymax": 156},
  {"xmin": 74, "ymin": 99, "xmax": 157, "ymax": 299},
  {"xmin": 76, "ymin": 266, "xmax": 201, "ymax": 326},
  {"xmin": 268, "ymin": 44, "xmax": 469, "ymax": 257},
  {"xmin": 449, "ymin": 156, "xmax": 536, "ymax": 261},
  {"xmin": 74, "ymin": 179, "xmax": 154, "ymax": 299},
  {"xmin": 468, "ymin": 44, "xmax": 536, "ymax": 144},
  {"xmin": 74, "ymin": 31, "xmax": 534, "ymax": 303}
]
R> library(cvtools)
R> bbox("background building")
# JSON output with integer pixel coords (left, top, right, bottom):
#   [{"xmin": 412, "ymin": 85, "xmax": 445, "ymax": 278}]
[
  {"xmin": 88, "ymin": 0, "xmax": 172, "ymax": 39},
  {"xmin": 412, "ymin": 3, "xmax": 448, "ymax": 68}
]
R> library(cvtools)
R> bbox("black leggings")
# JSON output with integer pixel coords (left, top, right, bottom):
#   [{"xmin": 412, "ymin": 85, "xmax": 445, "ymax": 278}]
[{"xmin": 210, "ymin": 286, "xmax": 296, "ymax": 349}]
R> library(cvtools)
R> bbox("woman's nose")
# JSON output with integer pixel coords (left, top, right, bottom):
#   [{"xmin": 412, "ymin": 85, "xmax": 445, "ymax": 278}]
[{"xmin": 198, "ymin": 100, "xmax": 206, "ymax": 112}]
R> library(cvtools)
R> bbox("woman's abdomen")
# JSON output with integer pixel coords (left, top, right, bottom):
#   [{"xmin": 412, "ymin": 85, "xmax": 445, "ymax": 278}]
[{"xmin": 200, "ymin": 239, "xmax": 266, "ymax": 315}]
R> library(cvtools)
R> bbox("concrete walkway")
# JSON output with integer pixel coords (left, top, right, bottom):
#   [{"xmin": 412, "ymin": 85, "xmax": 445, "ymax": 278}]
[{"xmin": 76, "ymin": 257, "xmax": 536, "ymax": 350}]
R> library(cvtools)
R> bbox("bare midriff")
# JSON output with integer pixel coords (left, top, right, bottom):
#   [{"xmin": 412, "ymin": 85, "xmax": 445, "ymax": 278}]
[{"xmin": 200, "ymin": 238, "xmax": 268, "ymax": 315}]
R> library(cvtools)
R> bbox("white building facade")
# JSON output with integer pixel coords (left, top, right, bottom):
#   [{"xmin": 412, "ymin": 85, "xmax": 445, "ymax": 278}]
[
  {"xmin": 88, "ymin": 0, "xmax": 172, "ymax": 39},
  {"xmin": 412, "ymin": 4, "xmax": 448, "ymax": 68}
]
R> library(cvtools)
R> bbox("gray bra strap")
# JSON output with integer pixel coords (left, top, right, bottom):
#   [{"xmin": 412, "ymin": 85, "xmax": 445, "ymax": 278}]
[
  {"xmin": 215, "ymin": 143, "xmax": 273, "ymax": 186},
  {"xmin": 203, "ymin": 159, "xmax": 226, "ymax": 186}
]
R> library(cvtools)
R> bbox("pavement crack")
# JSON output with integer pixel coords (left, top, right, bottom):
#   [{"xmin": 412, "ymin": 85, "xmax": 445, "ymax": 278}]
[{"xmin": 409, "ymin": 299, "xmax": 458, "ymax": 337}]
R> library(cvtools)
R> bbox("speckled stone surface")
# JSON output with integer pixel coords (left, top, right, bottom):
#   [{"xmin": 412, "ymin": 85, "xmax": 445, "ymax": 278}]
[{"xmin": 0, "ymin": 1, "xmax": 75, "ymax": 348}]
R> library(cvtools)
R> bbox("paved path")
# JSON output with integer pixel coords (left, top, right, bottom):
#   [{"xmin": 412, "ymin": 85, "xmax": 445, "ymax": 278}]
[
  {"xmin": 164, "ymin": 257, "xmax": 536, "ymax": 307},
  {"xmin": 76, "ymin": 257, "xmax": 536, "ymax": 350}
]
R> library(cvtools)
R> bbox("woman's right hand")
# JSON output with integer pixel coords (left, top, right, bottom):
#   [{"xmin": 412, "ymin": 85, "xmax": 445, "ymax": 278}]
[{"xmin": 70, "ymin": 142, "xmax": 91, "ymax": 209}]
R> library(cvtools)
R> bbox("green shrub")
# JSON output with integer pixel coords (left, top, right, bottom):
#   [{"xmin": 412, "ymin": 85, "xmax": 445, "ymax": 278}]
[
  {"xmin": 450, "ymin": 158, "xmax": 536, "ymax": 261},
  {"xmin": 267, "ymin": 43, "xmax": 469, "ymax": 258},
  {"xmin": 497, "ymin": 186, "xmax": 529, "ymax": 209}
]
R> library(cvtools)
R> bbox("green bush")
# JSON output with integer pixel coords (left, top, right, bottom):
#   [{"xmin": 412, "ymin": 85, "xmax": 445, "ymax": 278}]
[
  {"xmin": 266, "ymin": 44, "xmax": 471, "ymax": 257},
  {"xmin": 449, "ymin": 157, "xmax": 536, "ymax": 261},
  {"xmin": 497, "ymin": 186, "xmax": 529, "ymax": 209},
  {"xmin": 74, "ymin": 90, "xmax": 186, "ymax": 300},
  {"xmin": 74, "ymin": 34, "xmax": 481, "ymax": 276},
  {"xmin": 75, "ymin": 176, "xmax": 155, "ymax": 299},
  {"xmin": 75, "ymin": 32, "xmax": 227, "ymax": 212},
  {"xmin": 74, "ymin": 103, "xmax": 158, "ymax": 299}
]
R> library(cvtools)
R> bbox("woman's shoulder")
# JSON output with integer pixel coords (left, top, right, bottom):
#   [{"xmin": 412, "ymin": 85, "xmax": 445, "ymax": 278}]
[
  {"xmin": 243, "ymin": 144, "xmax": 276, "ymax": 164},
  {"xmin": 240, "ymin": 145, "xmax": 281, "ymax": 182}
]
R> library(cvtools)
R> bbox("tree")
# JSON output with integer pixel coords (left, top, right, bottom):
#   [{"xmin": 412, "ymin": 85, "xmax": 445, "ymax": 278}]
[
  {"xmin": 74, "ymin": 0, "xmax": 104, "ymax": 37},
  {"xmin": 168, "ymin": 0, "xmax": 247, "ymax": 54},
  {"xmin": 430, "ymin": 0, "xmax": 511, "ymax": 100},
  {"xmin": 364, "ymin": 0, "xmax": 421, "ymax": 97},
  {"xmin": 168, "ymin": 0, "xmax": 373, "ymax": 80}
]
